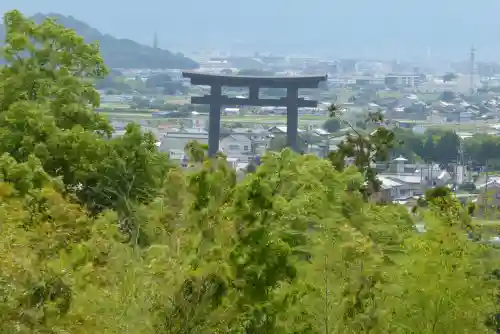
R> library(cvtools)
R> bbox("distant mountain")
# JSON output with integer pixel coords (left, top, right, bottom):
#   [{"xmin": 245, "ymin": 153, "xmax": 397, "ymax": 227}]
[{"xmin": 0, "ymin": 13, "xmax": 199, "ymax": 70}]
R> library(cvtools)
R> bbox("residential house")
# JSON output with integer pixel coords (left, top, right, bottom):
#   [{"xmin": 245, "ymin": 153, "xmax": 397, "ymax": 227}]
[
  {"xmin": 352, "ymin": 76, "xmax": 385, "ymax": 87},
  {"xmin": 230, "ymin": 128, "xmax": 269, "ymax": 155},
  {"xmin": 232, "ymin": 128, "xmax": 269, "ymax": 142},
  {"xmin": 377, "ymin": 174, "xmax": 425, "ymax": 201},
  {"xmin": 378, "ymin": 176, "xmax": 406, "ymax": 201},
  {"xmin": 323, "ymin": 134, "xmax": 347, "ymax": 153},
  {"xmin": 375, "ymin": 156, "xmax": 453, "ymax": 201},
  {"xmin": 268, "ymin": 126, "xmax": 305, "ymax": 136},
  {"xmin": 312, "ymin": 128, "xmax": 330, "ymax": 137},
  {"xmin": 388, "ymin": 94, "xmax": 422, "ymax": 109},
  {"xmin": 159, "ymin": 129, "xmax": 208, "ymax": 153},
  {"xmin": 224, "ymin": 108, "xmax": 240, "ymax": 115},
  {"xmin": 307, "ymin": 143, "xmax": 330, "ymax": 157},
  {"xmin": 384, "ymin": 74, "xmax": 423, "ymax": 88},
  {"xmin": 158, "ymin": 126, "xmax": 267, "ymax": 163},
  {"xmin": 220, "ymin": 134, "xmax": 253, "ymax": 162}
]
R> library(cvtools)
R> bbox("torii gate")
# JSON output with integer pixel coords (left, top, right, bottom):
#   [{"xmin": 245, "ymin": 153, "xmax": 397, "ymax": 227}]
[{"xmin": 182, "ymin": 71, "xmax": 327, "ymax": 156}]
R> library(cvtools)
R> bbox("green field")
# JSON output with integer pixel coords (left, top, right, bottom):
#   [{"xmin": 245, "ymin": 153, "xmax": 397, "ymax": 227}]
[
  {"xmin": 164, "ymin": 95, "xmax": 190, "ymax": 105},
  {"xmin": 394, "ymin": 119, "xmax": 495, "ymax": 131},
  {"xmin": 100, "ymin": 102, "xmax": 131, "ymax": 109},
  {"xmin": 99, "ymin": 111, "xmax": 152, "ymax": 120},
  {"xmin": 426, "ymin": 123, "xmax": 489, "ymax": 131},
  {"xmin": 97, "ymin": 108, "xmax": 496, "ymax": 132},
  {"xmin": 98, "ymin": 110, "xmax": 330, "ymax": 125},
  {"xmin": 222, "ymin": 115, "xmax": 328, "ymax": 122}
]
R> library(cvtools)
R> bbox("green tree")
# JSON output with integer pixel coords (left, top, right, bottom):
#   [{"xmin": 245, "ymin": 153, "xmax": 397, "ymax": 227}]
[
  {"xmin": 268, "ymin": 135, "xmax": 307, "ymax": 153},
  {"xmin": 0, "ymin": 10, "xmax": 171, "ymax": 214},
  {"xmin": 145, "ymin": 73, "xmax": 185, "ymax": 94},
  {"xmin": 26, "ymin": 13, "xmax": 199, "ymax": 70},
  {"xmin": 327, "ymin": 105, "xmax": 397, "ymax": 196},
  {"xmin": 0, "ymin": 11, "xmax": 110, "ymax": 133},
  {"xmin": 391, "ymin": 128, "xmax": 425, "ymax": 160},
  {"xmin": 145, "ymin": 73, "xmax": 172, "ymax": 88},
  {"xmin": 323, "ymin": 118, "xmax": 341, "ymax": 133},
  {"xmin": 422, "ymin": 134, "xmax": 436, "ymax": 163},
  {"xmin": 131, "ymin": 96, "xmax": 152, "ymax": 109},
  {"xmin": 434, "ymin": 131, "xmax": 460, "ymax": 165}
]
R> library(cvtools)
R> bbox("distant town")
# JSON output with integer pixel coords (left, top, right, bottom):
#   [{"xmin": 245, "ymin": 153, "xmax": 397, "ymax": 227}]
[{"xmin": 90, "ymin": 45, "xmax": 500, "ymax": 207}]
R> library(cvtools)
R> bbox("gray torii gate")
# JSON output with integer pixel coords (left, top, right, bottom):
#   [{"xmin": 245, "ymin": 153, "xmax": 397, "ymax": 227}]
[{"xmin": 182, "ymin": 71, "xmax": 327, "ymax": 156}]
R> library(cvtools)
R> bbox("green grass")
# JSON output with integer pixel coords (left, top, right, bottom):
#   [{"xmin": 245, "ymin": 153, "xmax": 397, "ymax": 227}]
[
  {"xmin": 222, "ymin": 115, "xmax": 328, "ymax": 122},
  {"xmin": 98, "ymin": 108, "xmax": 152, "ymax": 114},
  {"xmin": 100, "ymin": 102, "xmax": 131, "ymax": 109},
  {"xmin": 99, "ymin": 112, "xmax": 152, "ymax": 119},
  {"xmin": 220, "ymin": 116, "xmax": 328, "ymax": 126},
  {"xmin": 96, "ymin": 109, "xmax": 491, "ymax": 132},
  {"xmin": 426, "ymin": 123, "xmax": 492, "ymax": 131},
  {"xmin": 164, "ymin": 95, "xmax": 190, "ymax": 105},
  {"xmin": 394, "ymin": 119, "xmax": 493, "ymax": 131}
]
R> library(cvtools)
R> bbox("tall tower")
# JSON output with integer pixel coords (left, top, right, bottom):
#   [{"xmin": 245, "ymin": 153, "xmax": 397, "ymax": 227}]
[
  {"xmin": 153, "ymin": 32, "xmax": 158, "ymax": 49},
  {"xmin": 470, "ymin": 45, "xmax": 476, "ymax": 95}
]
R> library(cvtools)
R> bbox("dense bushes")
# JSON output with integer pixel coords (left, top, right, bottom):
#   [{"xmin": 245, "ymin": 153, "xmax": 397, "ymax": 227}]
[{"xmin": 0, "ymin": 10, "xmax": 498, "ymax": 333}]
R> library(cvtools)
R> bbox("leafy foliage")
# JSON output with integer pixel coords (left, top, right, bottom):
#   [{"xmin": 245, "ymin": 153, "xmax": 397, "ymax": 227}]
[
  {"xmin": 322, "ymin": 118, "xmax": 341, "ymax": 133},
  {"xmin": 145, "ymin": 73, "xmax": 187, "ymax": 95},
  {"xmin": 391, "ymin": 126, "xmax": 500, "ymax": 168},
  {"xmin": 327, "ymin": 104, "xmax": 396, "ymax": 196},
  {"xmin": 0, "ymin": 10, "xmax": 498, "ymax": 334},
  {"xmin": 0, "ymin": 10, "xmax": 172, "ymax": 215}
]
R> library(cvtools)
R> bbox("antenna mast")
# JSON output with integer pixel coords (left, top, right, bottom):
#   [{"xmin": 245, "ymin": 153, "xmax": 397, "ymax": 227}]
[{"xmin": 470, "ymin": 45, "xmax": 476, "ymax": 95}]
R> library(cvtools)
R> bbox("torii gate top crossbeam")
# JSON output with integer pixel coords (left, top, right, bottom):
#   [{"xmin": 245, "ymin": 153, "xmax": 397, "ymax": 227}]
[{"xmin": 182, "ymin": 71, "xmax": 327, "ymax": 89}]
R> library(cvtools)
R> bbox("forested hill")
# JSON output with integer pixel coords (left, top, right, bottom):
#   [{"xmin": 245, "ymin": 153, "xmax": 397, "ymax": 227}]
[{"xmin": 0, "ymin": 13, "xmax": 199, "ymax": 70}]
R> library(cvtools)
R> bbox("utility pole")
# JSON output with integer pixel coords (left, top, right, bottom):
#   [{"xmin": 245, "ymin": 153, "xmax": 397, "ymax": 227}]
[
  {"xmin": 484, "ymin": 162, "xmax": 489, "ymax": 216},
  {"xmin": 485, "ymin": 163, "xmax": 489, "ymax": 192}
]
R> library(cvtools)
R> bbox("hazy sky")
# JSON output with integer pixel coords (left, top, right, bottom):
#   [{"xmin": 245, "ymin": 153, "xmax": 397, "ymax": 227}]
[{"xmin": 2, "ymin": 1, "xmax": 500, "ymax": 60}]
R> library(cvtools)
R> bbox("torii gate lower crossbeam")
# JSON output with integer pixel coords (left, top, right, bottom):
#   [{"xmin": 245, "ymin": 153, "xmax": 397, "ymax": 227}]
[{"xmin": 182, "ymin": 71, "xmax": 327, "ymax": 156}]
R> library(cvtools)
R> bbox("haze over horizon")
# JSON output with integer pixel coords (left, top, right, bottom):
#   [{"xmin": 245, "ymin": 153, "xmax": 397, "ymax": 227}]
[{"xmin": 2, "ymin": 0, "xmax": 500, "ymax": 61}]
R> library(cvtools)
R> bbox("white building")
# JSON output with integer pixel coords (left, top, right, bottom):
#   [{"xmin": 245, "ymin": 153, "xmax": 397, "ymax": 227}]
[
  {"xmin": 220, "ymin": 134, "xmax": 253, "ymax": 162},
  {"xmin": 159, "ymin": 130, "xmax": 208, "ymax": 152}
]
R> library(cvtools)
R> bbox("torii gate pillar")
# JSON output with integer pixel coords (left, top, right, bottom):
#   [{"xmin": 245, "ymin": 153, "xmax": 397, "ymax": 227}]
[
  {"xmin": 286, "ymin": 86, "xmax": 300, "ymax": 152},
  {"xmin": 182, "ymin": 71, "xmax": 327, "ymax": 156},
  {"xmin": 208, "ymin": 84, "xmax": 222, "ymax": 157}
]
